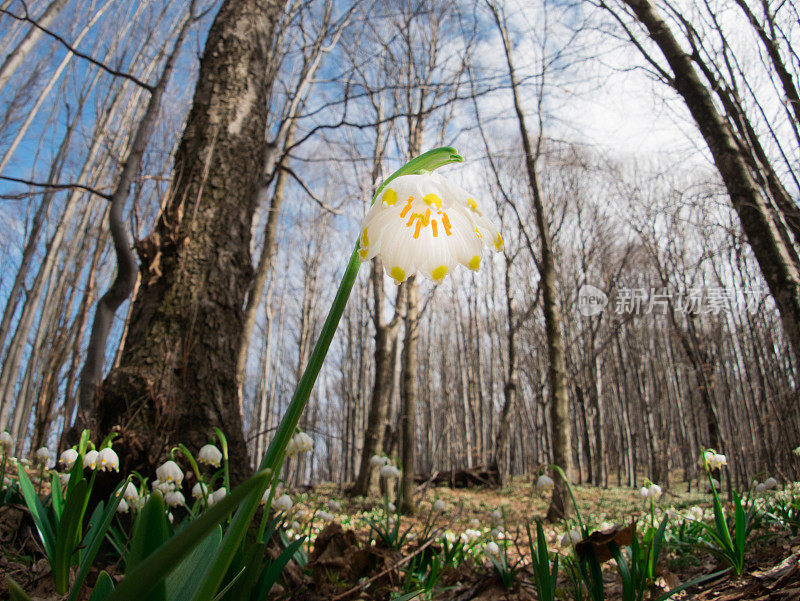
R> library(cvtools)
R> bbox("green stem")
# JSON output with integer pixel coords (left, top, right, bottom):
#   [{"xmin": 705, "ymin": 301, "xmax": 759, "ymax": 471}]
[{"xmin": 549, "ymin": 464, "xmax": 585, "ymax": 532}]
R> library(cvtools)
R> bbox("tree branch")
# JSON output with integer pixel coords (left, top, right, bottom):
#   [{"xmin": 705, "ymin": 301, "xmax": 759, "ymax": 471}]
[{"xmin": 0, "ymin": 175, "xmax": 111, "ymax": 200}]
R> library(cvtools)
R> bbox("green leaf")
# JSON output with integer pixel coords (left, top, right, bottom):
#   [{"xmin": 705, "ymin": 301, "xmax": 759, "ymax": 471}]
[
  {"xmin": 67, "ymin": 481, "xmax": 126, "ymax": 601},
  {"xmin": 165, "ymin": 526, "xmax": 222, "ymax": 601},
  {"xmin": 6, "ymin": 577, "xmax": 32, "ymax": 601},
  {"xmin": 390, "ymin": 590, "xmax": 425, "ymax": 601},
  {"xmin": 50, "ymin": 473, "xmax": 64, "ymax": 520},
  {"xmin": 105, "ymin": 470, "xmax": 267, "ymax": 601},
  {"xmin": 125, "ymin": 492, "xmax": 169, "ymax": 601},
  {"xmin": 54, "ymin": 477, "xmax": 88, "ymax": 593},
  {"xmin": 219, "ymin": 540, "xmax": 266, "ymax": 601},
  {"xmin": 654, "ymin": 568, "xmax": 730, "ymax": 601},
  {"xmin": 16, "ymin": 464, "xmax": 55, "ymax": 560},
  {"xmin": 88, "ymin": 572, "xmax": 115, "ymax": 601}
]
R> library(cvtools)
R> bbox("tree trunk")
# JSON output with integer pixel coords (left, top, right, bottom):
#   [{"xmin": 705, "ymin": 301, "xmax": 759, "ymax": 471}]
[{"xmin": 95, "ymin": 0, "xmax": 285, "ymax": 484}]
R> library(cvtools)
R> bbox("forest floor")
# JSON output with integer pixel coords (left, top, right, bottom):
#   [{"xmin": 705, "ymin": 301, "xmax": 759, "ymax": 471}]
[{"xmin": 2, "ymin": 474, "xmax": 799, "ymax": 600}]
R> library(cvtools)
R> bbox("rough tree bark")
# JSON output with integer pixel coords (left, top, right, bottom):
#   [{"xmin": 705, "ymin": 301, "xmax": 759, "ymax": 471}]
[{"xmin": 95, "ymin": 0, "xmax": 285, "ymax": 484}]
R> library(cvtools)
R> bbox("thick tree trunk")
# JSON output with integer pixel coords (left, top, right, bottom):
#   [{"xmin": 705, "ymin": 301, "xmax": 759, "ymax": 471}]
[
  {"xmin": 95, "ymin": 0, "xmax": 284, "ymax": 484},
  {"xmin": 621, "ymin": 0, "xmax": 800, "ymax": 362}
]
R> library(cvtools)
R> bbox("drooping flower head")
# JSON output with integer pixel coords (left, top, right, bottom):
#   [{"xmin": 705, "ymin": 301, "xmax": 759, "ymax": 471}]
[
  {"xmin": 124, "ymin": 482, "xmax": 139, "ymax": 503},
  {"xmin": 379, "ymin": 464, "xmax": 401, "ymax": 479},
  {"xmin": 0, "ymin": 431, "xmax": 12, "ymax": 448},
  {"xmin": 59, "ymin": 449, "xmax": 78, "ymax": 470},
  {"xmin": 83, "ymin": 449, "xmax": 99, "ymax": 470},
  {"xmin": 359, "ymin": 172, "xmax": 503, "ymax": 284},
  {"xmin": 198, "ymin": 444, "xmax": 223, "ymax": 467},
  {"xmin": 34, "ymin": 447, "xmax": 51, "ymax": 466},
  {"xmin": 273, "ymin": 494, "xmax": 293, "ymax": 512},
  {"xmin": 286, "ymin": 432, "xmax": 313, "ymax": 458},
  {"xmin": 536, "ymin": 474, "xmax": 555, "ymax": 493},
  {"xmin": 156, "ymin": 460, "xmax": 184, "ymax": 486}
]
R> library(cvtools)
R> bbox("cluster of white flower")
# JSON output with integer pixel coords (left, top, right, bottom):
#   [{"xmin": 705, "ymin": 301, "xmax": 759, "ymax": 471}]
[
  {"xmin": 460, "ymin": 528, "xmax": 481, "ymax": 543},
  {"xmin": 484, "ymin": 541, "xmax": 500, "ymax": 555},
  {"xmin": 751, "ymin": 477, "xmax": 779, "ymax": 493},
  {"xmin": 638, "ymin": 483, "xmax": 662, "ymax": 500},
  {"xmin": 286, "ymin": 432, "xmax": 313, "ymax": 458}
]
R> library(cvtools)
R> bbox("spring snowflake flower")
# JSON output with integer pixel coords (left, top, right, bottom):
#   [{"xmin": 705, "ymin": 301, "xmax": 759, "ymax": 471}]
[
  {"xmin": 433, "ymin": 499, "xmax": 446, "ymax": 512},
  {"xmin": 764, "ymin": 477, "xmax": 778, "ymax": 490},
  {"xmin": 286, "ymin": 432, "xmax": 313, "ymax": 458},
  {"xmin": 192, "ymin": 482, "xmax": 210, "ymax": 499},
  {"xmin": 705, "ymin": 478, "xmax": 721, "ymax": 491},
  {"xmin": 153, "ymin": 479, "xmax": 176, "ymax": 494},
  {"xmin": 59, "ymin": 449, "xmax": 78, "ymax": 470},
  {"xmin": 273, "ymin": 494, "xmax": 293, "ymax": 512},
  {"xmin": 755, "ymin": 482, "xmax": 767, "ymax": 493},
  {"xmin": 358, "ymin": 172, "xmax": 503, "ymax": 284},
  {"xmin": 469, "ymin": 518, "xmax": 481, "ymax": 529},
  {"xmin": 164, "ymin": 490, "xmax": 185, "ymax": 507},
  {"xmin": 83, "ymin": 449, "xmax": 99, "ymax": 470},
  {"xmin": 370, "ymin": 454, "xmax": 389, "ymax": 467},
  {"xmin": 211, "ymin": 488, "xmax": 227, "ymax": 505},
  {"xmin": 329, "ymin": 500, "xmax": 341, "ymax": 512},
  {"xmin": 34, "ymin": 447, "xmax": 51, "ymax": 465},
  {"xmin": 485, "ymin": 541, "xmax": 500, "ymax": 555},
  {"xmin": 0, "ymin": 431, "xmax": 12, "ymax": 448},
  {"xmin": 536, "ymin": 474, "xmax": 555, "ymax": 492},
  {"xmin": 156, "ymin": 460, "xmax": 183, "ymax": 486},
  {"xmin": 124, "ymin": 482, "xmax": 139, "ymax": 503},
  {"xmin": 198, "ymin": 444, "xmax": 222, "ymax": 467},
  {"xmin": 117, "ymin": 498, "xmax": 130, "ymax": 514},
  {"xmin": 491, "ymin": 509, "xmax": 502, "ymax": 522},
  {"xmin": 560, "ymin": 530, "xmax": 582, "ymax": 546},
  {"xmin": 648, "ymin": 484, "xmax": 662, "ymax": 499},
  {"xmin": 638, "ymin": 487, "xmax": 650, "ymax": 499},
  {"xmin": 388, "ymin": 502, "xmax": 396, "ymax": 513},
  {"xmin": 461, "ymin": 529, "xmax": 481, "ymax": 543},
  {"xmin": 318, "ymin": 510, "xmax": 334, "ymax": 522},
  {"xmin": 98, "ymin": 448, "xmax": 119, "ymax": 472},
  {"xmin": 702, "ymin": 450, "xmax": 727, "ymax": 470},
  {"xmin": 379, "ymin": 465, "xmax": 401, "ymax": 479}
]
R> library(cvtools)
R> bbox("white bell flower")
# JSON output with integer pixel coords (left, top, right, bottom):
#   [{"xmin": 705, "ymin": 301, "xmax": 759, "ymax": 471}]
[
  {"xmin": 358, "ymin": 172, "xmax": 503, "ymax": 284},
  {"xmin": 560, "ymin": 530, "xmax": 582, "ymax": 546},
  {"xmin": 34, "ymin": 447, "xmax": 51, "ymax": 465},
  {"xmin": 59, "ymin": 449, "xmax": 78, "ymax": 470},
  {"xmin": 164, "ymin": 490, "xmax": 185, "ymax": 507},
  {"xmin": 370, "ymin": 455, "xmax": 389, "ymax": 467},
  {"xmin": 536, "ymin": 474, "xmax": 555, "ymax": 492},
  {"xmin": 485, "ymin": 541, "xmax": 500, "ymax": 555},
  {"xmin": 117, "ymin": 498, "xmax": 130, "ymax": 514},
  {"xmin": 648, "ymin": 484, "xmax": 662, "ymax": 499},
  {"xmin": 211, "ymin": 488, "xmax": 227, "ymax": 505},
  {"xmin": 97, "ymin": 448, "xmax": 119, "ymax": 472},
  {"xmin": 192, "ymin": 482, "xmax": 210, "ymax": 499},
  {"xmin": 329, "ymin": 500, "xmax": 341, "ymax": 512},
  {"xmin": 152, "ymin": 479, "xmax": 176, "ymax": 493},
  {"xmin": 83, "ymin": 450, "xmax": 99, "ymax": 470},
  {"xmin": 379, "ymin": 465, "xmax": 401, "ymax": 479},
  {"xmin": 318, "ymin": 510, "xmax": 334, "ymax": 522},
  {"xmin": 764, "ymin": 477, "xmax": 779, "ymax": 490},
  {"xmin": 755, "ymin": 482, "xmax": 767, "ymax": 492},
  {"xmin": 286, "ymin": 432, "xmax": 313, "ymax": 458},
  {"xmin": 387, "ymin": 502, "xmax": 396, "ymax": 513},
  {"xmin": 469, "ymin": 518, "xmax": 481, "ymax": 529},
  {"xmin": 156, "ymin": 460, "xmax": 184, "ymax": 486},
  {"xmin": 124, "ymin": 482, "xmax": 139, "ymax": 503},
  {"xmin": 0, "ymin": 431, "xmax": 12, "ymax": 448},
  {"xmin": 433, "ymin": 499, "xmax": 446, "ymax": 512},
  {"xmin": 198, "ymin": 444, "xmax": 222, "ymax": 467},
  {"xmin": 638, "ymin": 487, "xmax": 650, "ymax": 499},
  {"xmin": 273, "ymin": 494, "xmax": 293, "ymax": 512}
]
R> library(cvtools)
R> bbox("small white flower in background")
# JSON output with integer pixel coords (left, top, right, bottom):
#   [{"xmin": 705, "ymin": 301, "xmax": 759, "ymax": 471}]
[
  {"xmin": 273, "ymin": 494, "xmax": 292, "ymax": 512},
  {"xmin": 59, "ymin": 449, "xmax": 78, "ymax": 470},
  {"xmin": 485, "ymin": 541, "xmax": 500, "ymax": 555},
  {"xmin": 156, "ymin": 460, "xmax": 183, "ymax": 486},
  {"xmin": 599, "ymin": 521, "xmax": 615, "ymax": 531},
  {"xmin": 702, "ymin": 451, "xmax": 727, "ymax": 471},
  {"xmin": 329, "ymin": 500, "xmax": 341, "ymax": 512},
  {"xmin": 318, "ymin": 510, "xmax": 334, "ymax": 522},
  {"xmin": 34, "ymin": 447, "xmax": 51, "ymax": 465},
  {"xmin": 387, "ymin": 502, "xmax": 396, "ymax": 513},
  {"xmin": 764, "ymin": 477, "xmax": 779, "ymax": 490},
  {"xmin": 0, "ymin": 431, "xmax": 12, "ymax": 448},
  {"xmin": 491, "ymin": 509, "xmax": 502, "ymax": 522},
  {"xmin": 58, "ymin": 473, "xmax": 69, "ymax": 488},
  {"xmin": 211, "ymin": 488, "xmax": 227, "ymax": 505},
  {"xmin": 751, "ymin": 479, "xmax": 760, "ymax": 488},
  {"xmin": 379, "ymin": 464, "xmax": 401, "ymax": 479},
  {"xmin": 97, "ymin": 447, "xmax": 119, "ymax": 472},
  {"xmin": 259, "ymin": 487, "xmax": 273, "ymax": 506},
  {"xmin": 755, "ymin": 482, "xmax": 767, "ymax": 493},
  {"xmin": 794, "ymin": 446, "xmax": 800, "ymax": 456},
  {"xmin": 648, "ymin": 484, "xmax": 662, "ymax": 499},
  {"xmin": 192, "ymin": 482, "xmax": 210, "ymax": 499},
  {"xmin": 638, "ymin": 487, "xmax": 650, "ymax": 499},
  {"xmin": 83, "ymin": 449, "xmax": 99, "ymax": 470},
  {"xmin": 469, "ymin": 518, "xmax": 481, "ymax": 529},
  {"xmin": 124, "ymin": 482, "xmax": 139, "ymax": 503},
  {"xmin": 291, "ymin": 521, "xmax": 301, "ymax": 530},
  {"xmin": 117, "ymin": 498, "xmax": 130, "ymax": 514},
  {"xmin": 536, "ymin": 474, "xmax": 555, "ymax": 492},
  {"xmin": 370, "ymin": 455, "xmax": 389, "ymax": 467},
  {"xmin": 286, "ymin": 432, "xmax": 313, "ymax": 458},
  {"xmin": 164, "ymin": 490, "xmax": 185, "ymax": 507},
  {"xmin": 705, "ymin": 478, "xmax": 721, "ymax": 491},
  {"xmin": 167, "ymin": 512, "xmax": 174, "ymax": 524},
  {"xmin": 433, "ymin": 499, "xmax": 446, "ymax": 512},
  {"xmin": 198, "ymin": 444, "xmax": 222, "ymax": 467},
  {"xmin": 358, "ymin": 172, "xmax": 504, "ymax": 284},
  {"xmin": 444, "ymin": 530, "xmax": 456, "ymax": 543},
  {"xmin": 560, "ymin": 530, "xmax": 582, "ymax": 546},
  {"xmin": 460, "ymin": 529, "xmax": 481, "ymax": 543}
]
